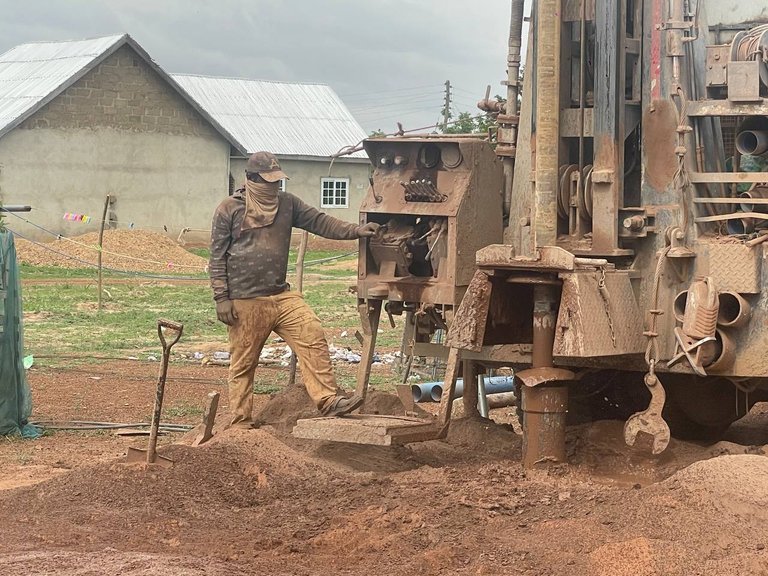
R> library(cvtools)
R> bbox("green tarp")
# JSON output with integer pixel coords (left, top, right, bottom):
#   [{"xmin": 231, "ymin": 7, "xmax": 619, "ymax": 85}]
[{"xmin": 0, "ymin": 231, "xmax": 35, "ymax": 436}]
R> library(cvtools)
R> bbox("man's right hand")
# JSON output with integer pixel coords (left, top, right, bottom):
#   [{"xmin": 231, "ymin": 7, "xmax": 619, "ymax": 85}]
[{"xmin": 216, "ymin": 300, "xmax": 238, "ymax": 325}]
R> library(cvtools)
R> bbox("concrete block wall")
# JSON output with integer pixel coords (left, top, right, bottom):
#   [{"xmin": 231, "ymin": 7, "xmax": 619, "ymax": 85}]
[
  {"xmin": 1, "ymin": 44, "xmax": 231, "ymax": 243},
  {"xmin": 20, "ymin": 45, "xmax": 217, "ymax": 138}
]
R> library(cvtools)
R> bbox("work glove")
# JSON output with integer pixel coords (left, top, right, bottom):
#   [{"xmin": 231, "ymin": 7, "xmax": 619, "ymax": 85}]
[
  {"xmin": 356, "ymin": 222, "xmax": 381, "ymax": 238},
  {"xmin": 216, "ymin": 300, "xmax": 238, "ymax": 326}
]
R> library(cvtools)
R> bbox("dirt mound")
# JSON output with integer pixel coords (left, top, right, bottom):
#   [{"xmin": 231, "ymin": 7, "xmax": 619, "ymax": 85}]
[
  {"xmin": 254, "ymin": 384, "xmax": 317, "ymax": 432},
  {"xmin": 360, "ymin": 389, "xmax": 429, "ymax": 417},
  {"xmin": 0, "ymin": 551, "xmax": 231, "ymax": 576},
  {"xmin": 445, "ymin": 416, "xmax": 519, "ymax": 452},
  {"xmin": 255, "ymin": 387, "xmax": 425, "ymax": 433},
  {"xmin": 15, "ymin": 229, "xmax": 207, "ymax": 273},
  {"xmin": 660, "ymin": 454, "xmax": 768, "ymax": 518}
]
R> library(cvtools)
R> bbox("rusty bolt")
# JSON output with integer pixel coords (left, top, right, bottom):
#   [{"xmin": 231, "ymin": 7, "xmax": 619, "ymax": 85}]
[{"xmin": 623, "ymin": 215, "xmax": 646, "ymax": 231}]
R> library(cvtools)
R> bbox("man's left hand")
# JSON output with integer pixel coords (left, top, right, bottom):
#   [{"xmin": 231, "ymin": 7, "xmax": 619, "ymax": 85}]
[{"xmin": 356, "ymin": 222, "xmax": 381, "ymax": 238}]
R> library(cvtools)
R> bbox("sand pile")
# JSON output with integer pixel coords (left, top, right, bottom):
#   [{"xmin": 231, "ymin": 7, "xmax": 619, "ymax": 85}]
[{"xmin": 15, "ymin": 229, "xmax": 208, "ymax": 273}]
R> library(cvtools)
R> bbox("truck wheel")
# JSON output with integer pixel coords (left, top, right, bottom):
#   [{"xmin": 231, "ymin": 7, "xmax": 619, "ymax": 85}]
[{"xmin": 662, "ymin": 376, "xmax": 744, "ymax": 442}]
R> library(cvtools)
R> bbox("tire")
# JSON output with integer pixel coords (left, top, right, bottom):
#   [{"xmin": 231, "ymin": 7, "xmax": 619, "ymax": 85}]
[{"xmin": 662, "ymin": 375, "xmax": 744, "ymax": 443}]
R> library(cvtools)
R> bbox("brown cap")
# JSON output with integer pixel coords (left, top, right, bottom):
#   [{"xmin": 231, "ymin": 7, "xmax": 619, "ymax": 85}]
[{"xmin": 245, "ymin": 151, "xmax": 289, "ymax": 182}]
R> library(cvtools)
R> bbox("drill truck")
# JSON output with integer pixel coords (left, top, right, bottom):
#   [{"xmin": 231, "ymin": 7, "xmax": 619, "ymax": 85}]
[{"xmin": 295, "ymin": 0, "xmax": 768, "ymax": 466}]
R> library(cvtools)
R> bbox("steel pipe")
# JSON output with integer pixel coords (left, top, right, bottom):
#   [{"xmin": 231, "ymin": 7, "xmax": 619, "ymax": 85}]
[
  {"xmin": 501, "ymin": 0, "xmax": 526, "ymax": 220},
  {"xmin": 735, "ymin": 131, "xmax": 768, "ymax": 156},
  {"xmin": 739, "ymin": 185, "xmax": 768, "ymax": 214},
  {"xmin": 704, "ymin": 329, "xmax": 737, "ymax": 373},
  {"xmin": 522, "ymin": 284, "xmax": 567, "ymax": 468},
  {"xmin": 522, "ymin": 385, "xmax": 568, "ymax": 467},
  {"xmin": 726, "ymin": 218, "xmax": 755, "ymax": 235},
  {"xmin": 487, "ymin": 391, "xmax": 517, "ymax": 409},
  {"xmin": 717, "ymin": 291, "xmax": 751, "ymax": 329},
  {"xmin": 411, "ymin": 376, "xmax": 515, "ymax": 403},
  {"xmin": 673, "ymin": 290, "xmax": 688, "ymax": 324},
  {"xmin": 532, "ymin": 0, "xmax": 561, "ymax": 247}
]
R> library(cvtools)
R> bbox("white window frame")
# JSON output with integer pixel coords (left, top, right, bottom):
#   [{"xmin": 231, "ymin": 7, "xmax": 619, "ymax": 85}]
[{"xmin": 320, "ymin": 177, "xmax": 349, "ymax": 208}]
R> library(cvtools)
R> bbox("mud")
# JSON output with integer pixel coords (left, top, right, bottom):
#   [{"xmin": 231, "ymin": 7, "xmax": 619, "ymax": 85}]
[{"xmin": 4, "ymin": 361, "xmax": 768, "ymax": 575}]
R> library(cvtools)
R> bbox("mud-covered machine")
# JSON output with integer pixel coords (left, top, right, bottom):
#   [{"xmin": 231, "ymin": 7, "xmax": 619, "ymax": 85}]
[{"xmin": 296, "ymin": 0, "xmax": 768, "ymax": 465}]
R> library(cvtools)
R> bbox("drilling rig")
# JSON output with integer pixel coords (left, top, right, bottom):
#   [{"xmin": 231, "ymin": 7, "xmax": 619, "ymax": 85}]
[{"xmin": 295, "ymin": 0, "xmax": 768, "ymax": 466}]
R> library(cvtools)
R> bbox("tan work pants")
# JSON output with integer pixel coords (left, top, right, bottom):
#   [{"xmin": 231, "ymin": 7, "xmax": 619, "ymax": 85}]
[{"xmin": 227, "ymin": 291, "xmax": 338, "ymax": 425}]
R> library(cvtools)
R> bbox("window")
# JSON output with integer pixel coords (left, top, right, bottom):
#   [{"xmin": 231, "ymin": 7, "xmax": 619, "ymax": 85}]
[
  {"xmin": 321, "ymin": 178, "xmax": 349, "ymax": 208},
  {"xmin": 278, "ymin": 178, "xmax": 286, "ymax": 193}
]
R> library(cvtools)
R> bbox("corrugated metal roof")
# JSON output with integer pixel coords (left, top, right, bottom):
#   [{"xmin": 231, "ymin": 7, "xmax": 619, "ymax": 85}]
[
  {"xmin": 0, "ymin": 35, "xmax": 125, "ymax": 136},
  {"xmin": 0, "ymin": 34, "xmax": 247, "ymax": 154},
  {"xmin": 171, "ymin": 74, "xmax": 368, "ymax": 158}
]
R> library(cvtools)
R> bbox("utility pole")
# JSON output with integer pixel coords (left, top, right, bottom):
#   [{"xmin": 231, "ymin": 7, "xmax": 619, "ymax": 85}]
[{"xmin": 442, "ymin": 80, "xmax": 452, "ymax": 131}]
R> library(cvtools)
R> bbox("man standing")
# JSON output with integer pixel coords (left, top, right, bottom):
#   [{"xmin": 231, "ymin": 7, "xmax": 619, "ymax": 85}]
[{"xmin": 209, "ymin": 151, "xmax": 379, "ymax": 428}]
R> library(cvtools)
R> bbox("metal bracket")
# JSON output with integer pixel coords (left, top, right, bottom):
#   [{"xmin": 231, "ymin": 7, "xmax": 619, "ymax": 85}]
[
  {"xmin": 667, "ymin": 327, "xmax": 715, "ymax": 377},
  {"xmin": 624, "ymin": 372, "xmax": 671, "ymax": 455}
]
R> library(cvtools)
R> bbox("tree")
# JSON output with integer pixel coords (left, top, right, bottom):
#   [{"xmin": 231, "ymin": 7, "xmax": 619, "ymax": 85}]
[
  {"xmin": 369, "ymin": 129, "xmax": 386, "ymax": 137},
  {"xmin": 442, "ymin": 111, "xmax": 496, "ymax": 135}
]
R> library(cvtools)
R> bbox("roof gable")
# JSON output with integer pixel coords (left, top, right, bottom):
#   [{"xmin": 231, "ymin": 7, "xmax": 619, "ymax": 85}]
[
  {"xmin": 171, "ymin": 74, "xmax": 368, "ymax": 158},
  {"xmin": 0, "ymin": 34, "xmax": 246, "ymax": 154}
]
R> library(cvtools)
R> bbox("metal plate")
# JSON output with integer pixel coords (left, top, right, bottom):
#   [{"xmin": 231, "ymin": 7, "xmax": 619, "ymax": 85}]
[
  {"xmin": 694, "ymin": 242, "xmax": 762, "ymax": 294},
  {"xmin": 728, "ymin": 61, "xmax": 761, "ymax": 103},
  {"xmin": 292, "ymin": 415, "xmax": 440, "ymax": 446},
  {"xmin": 554, "ymin": 270, "xmax": 645, "ymax": 357}
]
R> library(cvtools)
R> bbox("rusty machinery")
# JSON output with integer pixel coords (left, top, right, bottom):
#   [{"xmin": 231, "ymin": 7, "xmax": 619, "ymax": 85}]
[
  {"xmin": 293, "ymin": 138, "xmax": 505, "ymax": 445},
  {"xmin": 356, "ymin": 136, "xmax": 503, "ymax": 380},
  {"xmin": 437, "ymin": 0, "xmax": 768, "ymax": 467},
  {"xmin": 296, "ymin": 0, "xmax": 768, "ymax": 463}
]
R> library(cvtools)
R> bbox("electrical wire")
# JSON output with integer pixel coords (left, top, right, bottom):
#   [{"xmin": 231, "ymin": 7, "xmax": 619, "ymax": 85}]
[
  {"xmin": 338, "ymin": 84, "xmax": 440, "ymax": 98},
  {"xmin": 6, "ymin": 211, "xmax": 208, "ymax": 270},
  {"xmin": 10, "ymin": 223, "xmax": 356, "ymax": 280},
  {"xmin": 349, "ymin": 94, "xmax": 443, "ymax": 112},
  {"xmin": 30, "ymin": 420, "xmax": 193, "ymax": 432},
  {"xmin": 330, "ymin": 112, "xmax": 494, "ymax": 160},
  {"xmin": 10, "ymin": 228, "xmax": 207, "ymax": 280}
]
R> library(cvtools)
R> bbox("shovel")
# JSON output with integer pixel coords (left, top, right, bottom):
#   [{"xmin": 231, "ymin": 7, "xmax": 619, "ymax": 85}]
[{"xmin": 126, "ymin": 319, "xmax": 184, "ymax": 467}]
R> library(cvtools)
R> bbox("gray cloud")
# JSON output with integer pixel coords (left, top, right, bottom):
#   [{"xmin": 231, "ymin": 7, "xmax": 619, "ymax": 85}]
[{"xmin": 0, "ymin": 0, "xmax": 530, "ymax": 134}]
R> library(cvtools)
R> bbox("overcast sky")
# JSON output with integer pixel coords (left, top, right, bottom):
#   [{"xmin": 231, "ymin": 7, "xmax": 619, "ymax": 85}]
[{"xmin": 0, "ymin": 0, "xmax": 531, "ymax": 135}]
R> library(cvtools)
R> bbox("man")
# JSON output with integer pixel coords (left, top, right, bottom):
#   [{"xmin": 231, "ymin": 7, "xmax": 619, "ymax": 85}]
[{"xmin": 209, "ymin": 151, "xmax": 379, "ymax": 428}]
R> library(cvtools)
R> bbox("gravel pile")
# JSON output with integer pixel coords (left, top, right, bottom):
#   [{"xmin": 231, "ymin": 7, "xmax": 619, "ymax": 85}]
[{"xmin": 15, "ymin": 229, "xmax": 208, "ymax": 273}]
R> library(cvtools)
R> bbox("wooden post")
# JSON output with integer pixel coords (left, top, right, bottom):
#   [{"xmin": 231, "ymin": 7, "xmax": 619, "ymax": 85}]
[
  {"xmin": 97, "ymin": 195, "xmax": 110, "ymax": 313},
  {"xmin": 288, "ymin": 230, "xmax": 309, "ymax": 386}
]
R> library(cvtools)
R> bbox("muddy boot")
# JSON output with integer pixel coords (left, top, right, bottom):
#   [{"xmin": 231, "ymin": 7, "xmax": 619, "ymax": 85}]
[{"xmin": 321, "ymin": 395, "xmax": 364, "ymax": 417}]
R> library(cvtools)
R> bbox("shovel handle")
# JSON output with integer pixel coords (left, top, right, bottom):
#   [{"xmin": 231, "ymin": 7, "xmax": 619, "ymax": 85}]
[
  {"xmin": 157, "ymin": 319, "xmax": 184, "ymax": 352},
  {"xmin": 146, "ymin": 319, "xmax": 183, "ymax": 464}
]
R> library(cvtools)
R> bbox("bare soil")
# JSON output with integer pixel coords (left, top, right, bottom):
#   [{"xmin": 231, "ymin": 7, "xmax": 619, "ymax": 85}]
[
  {"xmin": 2, "ymin": 360, "xmax": 768, "ymax": 575},
  {"xmin": 15, "ymin": 230, "xmax": 208, "ymax": 273}
]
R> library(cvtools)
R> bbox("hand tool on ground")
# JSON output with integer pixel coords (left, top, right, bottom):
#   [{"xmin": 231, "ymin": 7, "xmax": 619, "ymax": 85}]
[
  {"xmin": 126, "ymin": 319, "xmax": 184, "ymax": 467},
  {"xmin": 190, "ymin": 391, "xmax": 220, "ymax": 447}
]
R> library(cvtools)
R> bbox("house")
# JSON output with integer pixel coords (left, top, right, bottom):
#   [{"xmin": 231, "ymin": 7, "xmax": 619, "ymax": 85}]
[
  {"xmin": 0, "ymin": 34, "xmax": 246, "ymax": 242},
  {"xmin": 172, "ymin": 74, "xmax": 370, "ymax": 224}
]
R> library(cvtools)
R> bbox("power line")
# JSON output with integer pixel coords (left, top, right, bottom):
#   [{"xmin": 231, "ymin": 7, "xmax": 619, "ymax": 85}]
[
  {"xmin": 345, "ymin": 90, "xmax": 443, "ymax": 105},
  {"xmin": 338, "ymin": 84, "xmax": 439, "ymax": 98},
  {"xmin": 452, "ymin": 86, "xmax": 484, "ymax": 97},
  {"xmin": 8, "ymin": 215, "xmax": 357, "ymax": 279},
  {"xmin": 348, "ymin": 97, "xmax": 442, "ymax": 110}
]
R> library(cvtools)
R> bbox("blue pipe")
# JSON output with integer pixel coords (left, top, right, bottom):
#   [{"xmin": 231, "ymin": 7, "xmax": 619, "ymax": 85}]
[{"xmin": 411, "ymin": 376, "xmax": 515, "ymax": 403}]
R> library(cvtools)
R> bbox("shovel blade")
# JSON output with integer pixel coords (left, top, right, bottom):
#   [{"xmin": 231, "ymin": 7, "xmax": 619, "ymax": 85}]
[{"xmin": 125, "ymin": 447, "xmax": 174, "ymax": 468}]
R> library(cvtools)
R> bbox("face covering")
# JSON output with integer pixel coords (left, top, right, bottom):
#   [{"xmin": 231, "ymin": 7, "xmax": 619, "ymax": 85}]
[{"xmin": 241, "ymin": 179, "xmax": 279, "ymax": 231}]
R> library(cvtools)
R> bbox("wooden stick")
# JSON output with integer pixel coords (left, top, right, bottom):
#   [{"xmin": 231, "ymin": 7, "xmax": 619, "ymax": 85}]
[
  {"xmin": 97, "ymin": 195, "xmax": 110, "ymax": 313},
  {"xmin": 288, "ymin": 230, "xmax": 309, "ymax": 386}
]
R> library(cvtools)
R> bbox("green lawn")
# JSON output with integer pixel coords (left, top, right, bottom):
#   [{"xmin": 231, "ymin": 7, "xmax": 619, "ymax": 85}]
[{"xmin": 20, "ymin": 249, "xmax": 403, "ymax": 362}]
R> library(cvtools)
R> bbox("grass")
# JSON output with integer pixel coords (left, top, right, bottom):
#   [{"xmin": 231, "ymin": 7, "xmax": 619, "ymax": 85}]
[
  {"xmin": 164, "ymin": 401, "xmax": 204, "ymax": 418},
  {"xmin": 20, "ymin": 247, "xmax": 403, "ymax": 360}
]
